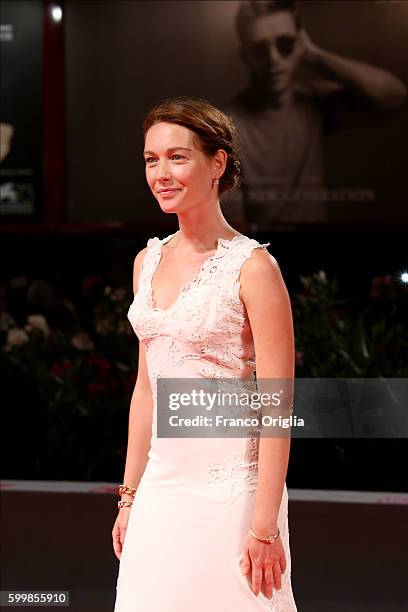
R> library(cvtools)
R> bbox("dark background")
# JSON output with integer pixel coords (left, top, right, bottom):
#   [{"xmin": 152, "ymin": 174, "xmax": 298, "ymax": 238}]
[{"xmin": 0, "ymin": 1, "xmax": 407, "ymax": 492}]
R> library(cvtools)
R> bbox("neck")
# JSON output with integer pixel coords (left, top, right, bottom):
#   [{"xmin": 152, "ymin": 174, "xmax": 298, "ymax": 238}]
[
  {"xmin": 246, "ymin": 79, "xmax": 294, "ymax": 109},
  {"xmin": 173, "ymin": 200, "xmax": 238, "ymax": 253}
]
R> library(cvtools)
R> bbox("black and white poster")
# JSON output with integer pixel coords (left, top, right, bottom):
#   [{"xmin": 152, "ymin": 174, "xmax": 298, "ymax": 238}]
[
  {"xmin": 0, "ymin": 0, "xmax": 43, "ymax": 219},
  {"xmin": 65, "ymin": 0, "xmax": 408, "ymax": 228}
]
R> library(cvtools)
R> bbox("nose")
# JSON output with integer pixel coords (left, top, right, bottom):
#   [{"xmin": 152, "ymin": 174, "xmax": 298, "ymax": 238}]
[
  {"xmin": 156, "ymin": 159, "xmax": 172, "ymax": 182},
  {"xmin": 267, "ymin": 43, "xmax": 281, "ymax": 66}
]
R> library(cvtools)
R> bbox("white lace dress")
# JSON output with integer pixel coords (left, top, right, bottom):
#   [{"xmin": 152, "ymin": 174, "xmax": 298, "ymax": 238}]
[{"xmin": 114, "ymin": 232, "xmax": 297, "ymax": 611}]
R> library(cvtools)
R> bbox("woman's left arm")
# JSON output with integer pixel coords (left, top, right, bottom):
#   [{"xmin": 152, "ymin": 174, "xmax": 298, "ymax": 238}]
[{"xmin": 239, "ymin": 247, "xmax": 295, "ymax": 599}]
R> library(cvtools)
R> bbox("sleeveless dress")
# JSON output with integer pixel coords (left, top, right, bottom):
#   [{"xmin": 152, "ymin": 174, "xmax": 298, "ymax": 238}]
[{"xmin": 114, "ymin": 232, "xmax": 297, "ymax": 612}]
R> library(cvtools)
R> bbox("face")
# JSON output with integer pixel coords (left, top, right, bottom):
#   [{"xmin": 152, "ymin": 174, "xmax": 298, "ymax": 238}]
[
  {"xmin": 241, "ymin": 11, "xmax": 301, "ymax": 95},
  {"xmin": 144, "ymin": 122, "xmax": 224, "ymax": 212}
]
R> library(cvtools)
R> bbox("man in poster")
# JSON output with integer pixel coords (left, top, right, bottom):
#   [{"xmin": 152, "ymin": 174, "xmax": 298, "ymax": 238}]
[{"xmin": 224, "ymin": 0, "xmax": 407, "ymax": 228}]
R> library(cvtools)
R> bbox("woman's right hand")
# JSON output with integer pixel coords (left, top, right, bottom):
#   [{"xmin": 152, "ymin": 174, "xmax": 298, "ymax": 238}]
[{"xmin": 112, "ymin": 507, "xmax": 132, "ymax": 560}]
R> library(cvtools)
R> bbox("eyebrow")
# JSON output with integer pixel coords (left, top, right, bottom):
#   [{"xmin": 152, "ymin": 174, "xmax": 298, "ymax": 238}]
[{"xmin": 143, "ymin": 147, "xmax": 193, "ymax": 156}]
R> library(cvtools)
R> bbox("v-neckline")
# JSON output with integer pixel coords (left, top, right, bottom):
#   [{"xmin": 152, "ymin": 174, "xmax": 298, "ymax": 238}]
[{"xmin": 148, "ymin": 231, "xmax": 244, "ymax": 313}]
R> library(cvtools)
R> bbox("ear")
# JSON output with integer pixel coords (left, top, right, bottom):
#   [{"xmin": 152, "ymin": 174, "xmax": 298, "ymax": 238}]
[{"xmin": 213, "ymin": 149, "xmax": 228, "ymax": 176}]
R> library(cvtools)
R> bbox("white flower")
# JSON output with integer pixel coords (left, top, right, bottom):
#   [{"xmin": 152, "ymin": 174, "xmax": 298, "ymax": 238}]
[
  {"xmin": 95, "ymin": 318, "xmax": 115, "ymax": 334},
  {"xmin": 6, "ymin": 327, "xmax": 29, "ymax": 348},
  {"xmin": 110, "ymin": 287, "xmax": 126, "ymax": 302},
  {"xmin": 25, "ymin": 314, "xmax": 50, "ymax": 337},
  {"xmin": 316, "ymin": 270, "xmax": 327, "ymax": 284},
  {"xmin": 71, "ymin": 332, "xmax": 94, "ymax": 351}
]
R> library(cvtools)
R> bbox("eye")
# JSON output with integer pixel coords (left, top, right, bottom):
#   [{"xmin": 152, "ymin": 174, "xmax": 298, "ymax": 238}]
[
  {"xmin": 171, "ymin": 154, "xmax": 185, "ymax": 160},
  {"xmin": 145, "ymin": 157, "xmax": 157, "ymax": 164},
  {"xmin": 248, "ymin": 41, "xmax": 269, "ymax": 60}
]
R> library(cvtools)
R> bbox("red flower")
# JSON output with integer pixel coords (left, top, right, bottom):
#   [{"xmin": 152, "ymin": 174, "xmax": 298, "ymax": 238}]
[
  {"xmin": 50, "ymin": 362, "xmax": 65, "ymax": 378},
  {"xmin": 107, "ymin": 378, "xmax": 120, "ymax": 395},
  {"xmin": 295, "ymin": 351, "xmax": 304, "ymax": 366},
  {"xmin": 87, "ymin": 382, "xmax": 105, "ymax": 400},
  {"xmin": 369, "ymin": 275, "xmax": 396, "ymax": 303},
  {"xmin": 85, "ymin": 353, "xmax": 112, "ymax": 378}
]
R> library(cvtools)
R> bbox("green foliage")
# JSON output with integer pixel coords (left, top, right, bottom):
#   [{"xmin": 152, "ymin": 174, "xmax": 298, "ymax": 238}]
[
  {"xmin": 294, "ymin": 271, "xmax": 407, "ymax": 377},
  {"xmin": 2, "ymin": 272, "xmax": 406, "ymax": 482},
  {"xmin": 1, "ymin": 287, "xmax": 138, "ymax": 481}
]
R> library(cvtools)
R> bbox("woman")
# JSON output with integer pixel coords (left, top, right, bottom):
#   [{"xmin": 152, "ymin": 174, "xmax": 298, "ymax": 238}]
[{"xmin": 113, "ymin": 96, "xmax": 297, "ymax": 611}]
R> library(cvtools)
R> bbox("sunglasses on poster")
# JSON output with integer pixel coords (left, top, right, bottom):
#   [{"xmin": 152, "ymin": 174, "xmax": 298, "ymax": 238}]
[{"xmin": 247, "ymin": 35, "xmax": 298, "ymax": 59}]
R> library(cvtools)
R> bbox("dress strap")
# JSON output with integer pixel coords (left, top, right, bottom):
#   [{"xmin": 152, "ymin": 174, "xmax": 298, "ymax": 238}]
[
  {"xmin": 223, "ymin": 237, "xmax": 271, "ymax": 301},
  {"xmin": 224, "ymin": 236, "xmax": 270, "ymax": 273},
  {"xmin": 146, "ymin": 231, "xmax": 176, "ymax": 250},
  {"xmin": 138, "ymin": 232, "xmax": 177, "ymax": 297}
]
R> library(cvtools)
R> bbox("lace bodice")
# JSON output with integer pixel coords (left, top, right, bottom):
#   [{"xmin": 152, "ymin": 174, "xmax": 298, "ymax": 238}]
[{"xmin": 128, "ymin": 231, "xmax": 270, "ymax": 387}]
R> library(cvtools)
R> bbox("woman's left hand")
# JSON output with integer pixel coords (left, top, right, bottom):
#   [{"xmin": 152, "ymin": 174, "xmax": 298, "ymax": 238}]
[{"xmin": 240, "ymin": 531, "xmax": 286, "ymax": 600}]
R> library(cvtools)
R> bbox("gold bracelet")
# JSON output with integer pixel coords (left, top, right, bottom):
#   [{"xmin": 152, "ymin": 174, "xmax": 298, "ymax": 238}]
[
  {"xmin": 118, "ymin": 484, "xmax": 137, "ymax": 497},
  {"xmin": 118, "ymin": 500, "xmax": 133, "ymax": 509},
  {"xmin": 249, "ymin": 525, "xmax": 280, "ymax": 544}
]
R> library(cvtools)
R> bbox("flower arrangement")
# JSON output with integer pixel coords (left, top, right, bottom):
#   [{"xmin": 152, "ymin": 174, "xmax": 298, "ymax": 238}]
[
  {"xmin": 1, "ymin": 270, "xmax": 406, "ymax": 484},
  {"xmin": 1, "ymin": 283, "xmax": 138, "ymax": 481},
  {"xmin": 294, "ymin": 271, "xmax": 407, "ymax": 377}
]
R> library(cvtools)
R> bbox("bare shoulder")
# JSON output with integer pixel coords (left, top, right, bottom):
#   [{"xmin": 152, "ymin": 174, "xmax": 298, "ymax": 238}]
[
  {"xmin": 240, "ymin": 246, "xmax": 294, "ymax": 378},
  {"xmin": 240, "ymin": 246, "xmax": 282, "ymax": 287},
  {"xmin": 239, "ymin": 246, "xmax": 287, "ymax": 305},
  {"xmin": 132, "ymin": 246, "xmax": 149, "ymax": 295}
]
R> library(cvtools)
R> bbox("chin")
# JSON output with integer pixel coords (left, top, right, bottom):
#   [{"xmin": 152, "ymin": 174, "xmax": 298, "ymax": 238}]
[{"xmin": 158, "ymin": 201, "xmax": 183, "ymax": 214}]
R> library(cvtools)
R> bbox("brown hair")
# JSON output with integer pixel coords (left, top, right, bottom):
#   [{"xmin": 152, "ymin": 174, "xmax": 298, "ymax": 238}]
[
  {"xmin": 143, "ymin": 96, "xmax": 242, "ymax": 195},
  {"xmin": 236, "ymin": 1, "xmax": 302, "ymax": 45}
]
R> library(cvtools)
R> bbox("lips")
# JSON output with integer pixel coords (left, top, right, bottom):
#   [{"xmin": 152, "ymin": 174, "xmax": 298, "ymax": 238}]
[{"xmin": 157, "ymin": 188, "xmax": 181, "ymax": 194}]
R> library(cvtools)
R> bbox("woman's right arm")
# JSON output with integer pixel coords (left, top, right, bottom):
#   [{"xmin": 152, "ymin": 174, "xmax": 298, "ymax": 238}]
[
  {"xmin": 120, "ymin": 247, "xmax": 153, "ymax": 499},
  {"xmin": 120, "ymin": 343, "xmax": 153, "ymax": 496},
  {"xmin": 113, "ymin": 248, "xmax": 153, "ymax": 559}
]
